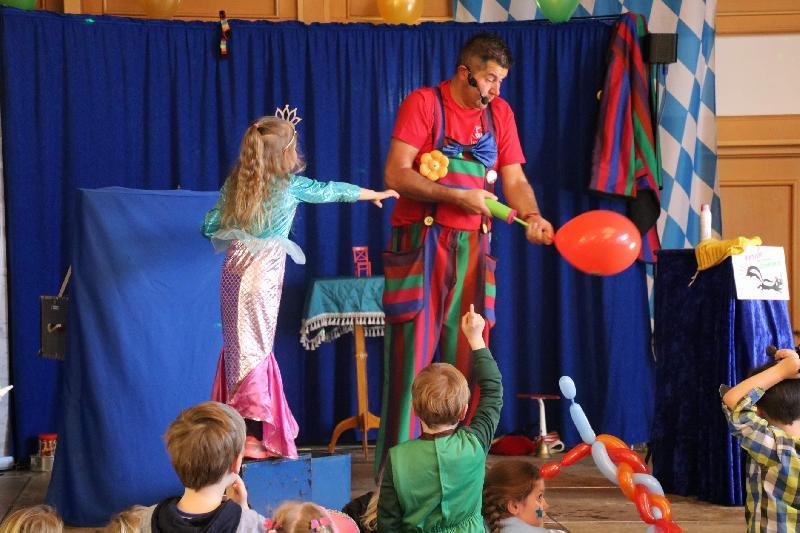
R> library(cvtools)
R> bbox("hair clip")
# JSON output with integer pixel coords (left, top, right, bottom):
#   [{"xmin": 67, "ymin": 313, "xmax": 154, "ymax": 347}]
[
  {"xmin": 275, "ymin": 105, "xmax": 302, "ymax": 130},
  {"xmin": 264, "ymin": 518, "xmax": 278, "ymax": 532},
  {"xmin": 310, "ymin": 517, "xmax": 331, "ymax": 531}
]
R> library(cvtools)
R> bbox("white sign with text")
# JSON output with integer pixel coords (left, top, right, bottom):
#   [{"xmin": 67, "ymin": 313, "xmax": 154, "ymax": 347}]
[{"xmin": 731, "ymin": 246, "xmax": 790, "ymax": 300}]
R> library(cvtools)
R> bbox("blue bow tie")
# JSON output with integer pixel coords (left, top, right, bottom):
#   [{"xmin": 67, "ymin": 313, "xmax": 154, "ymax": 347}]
[{"xmin": 441, "ymin": 132, "xmax": 498, "ymax": 170}]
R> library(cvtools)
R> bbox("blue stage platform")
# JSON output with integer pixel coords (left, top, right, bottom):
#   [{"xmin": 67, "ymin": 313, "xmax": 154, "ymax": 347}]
[{"xmin": 242, "ymin": 453, "xmax": 351, "ymax": 516}]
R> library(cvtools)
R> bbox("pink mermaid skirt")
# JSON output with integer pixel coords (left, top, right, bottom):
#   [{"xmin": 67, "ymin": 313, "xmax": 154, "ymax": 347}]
[{"xmin": 211, "ymin": 240, "xmax": 299, "ymax": 458}]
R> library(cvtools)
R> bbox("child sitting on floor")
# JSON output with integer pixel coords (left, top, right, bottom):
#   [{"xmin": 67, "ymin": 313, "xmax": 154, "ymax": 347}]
[
  {"xmin": 377, "ymin": 305, "xmax": 503, "ymax": 532},
  {"xmin": 104, "ymin": 505, "xmax": 147, "ymax": 533},
  {"xmin": 139, "ymin": 401, "xmax": 268, "ymax": 532},
  {"xmin": 721, "ymin": 347, "xmax": 800, "ymax": 532},
  {"xmin": 0, "ymin": 504, "xmax": 63, "ymax": 533},
  {"xmin": 482, "ymin": 460, "xmax": 565, "ymax": 533},
  {"xmin": 267, "ymin": 501, "xmax": 358, "ymax": 532}
]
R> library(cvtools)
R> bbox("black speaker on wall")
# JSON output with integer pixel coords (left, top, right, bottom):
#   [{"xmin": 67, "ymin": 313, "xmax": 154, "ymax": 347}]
[{"xmin": 40, "ymin": 296, "xmax": 68, "ymax": 361}]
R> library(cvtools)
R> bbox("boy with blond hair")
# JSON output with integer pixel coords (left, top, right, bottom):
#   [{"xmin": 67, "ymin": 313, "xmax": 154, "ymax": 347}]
[
  {"xmin": 0, "ymin": 504, "xmax": 63, "ymax": 533},
  {"xmin": 140, "ymin": 401, "xmax": 268, "ymax": 532},
  {"xmin": 378, "ymin": 305, "xmax": 503, "ymax": 532}
]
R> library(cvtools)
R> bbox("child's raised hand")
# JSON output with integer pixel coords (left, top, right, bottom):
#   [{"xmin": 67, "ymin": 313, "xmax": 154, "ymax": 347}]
[
  {"xmin": 369, "ymin": 189, "xmax": 399, "ymax": 208},
  {"xmin": 775, "ymin": 348, "xmax": 800, "ymax": 379},
  {"xmin": 225, "ymin": 473, "xmax": 249, "ymax": 509},
  {"xmin": 460, "ymin": 304, "xmax": 486, "ymax": 349}
]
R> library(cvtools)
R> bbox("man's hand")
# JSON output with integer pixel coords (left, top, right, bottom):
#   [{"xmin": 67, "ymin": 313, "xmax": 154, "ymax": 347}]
[
  {"xmin": 454, "ymin": 189, "xmax": 497, "ymax": 217},
  {"xmin": 524, "ymin": 213, "xmax": 554, "ymax": 245},
  {"xmin": 460, "ymin": 304, "xmax": 486, "ymax": 350},
  {"xmin": 225, "ymin": 473, "xmax": 249, "ymax": 510},
  {"xmin": 775, "ymin": 349, "xmax": 800, "ymax": 379}
]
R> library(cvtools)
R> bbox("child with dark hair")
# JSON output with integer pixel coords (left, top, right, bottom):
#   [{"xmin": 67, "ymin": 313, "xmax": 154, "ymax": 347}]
[
  {"xmin": 721, "ymin": 347, "xmax": 800, "ymax": 532},
  {"xmin": 482, "ymin": 460, "xmax": 564, "ymax": 533}
]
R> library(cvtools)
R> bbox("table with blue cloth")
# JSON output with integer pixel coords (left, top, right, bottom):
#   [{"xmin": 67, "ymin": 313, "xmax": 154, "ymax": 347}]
[
  {"xmin": 300, "ymin": 276, "xmax": 385, "ymax": 458},
  {"xmin": 651, "ymin": 249, "xmax": 793, "ymax": 505}
]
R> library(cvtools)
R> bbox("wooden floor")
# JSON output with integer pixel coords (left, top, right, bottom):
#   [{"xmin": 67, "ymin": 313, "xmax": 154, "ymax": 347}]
[{"xmin": 0, "ymin": 445, "xmax": 743, "ymax": 532}]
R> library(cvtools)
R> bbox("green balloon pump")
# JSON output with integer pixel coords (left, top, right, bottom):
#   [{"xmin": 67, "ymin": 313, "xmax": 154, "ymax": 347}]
[{"xmin": 484, "ymin": 198, "xmax": 529, "ymax": 227}]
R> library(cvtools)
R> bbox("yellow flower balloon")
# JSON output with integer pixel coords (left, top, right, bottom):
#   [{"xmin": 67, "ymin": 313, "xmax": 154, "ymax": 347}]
[{"xmin": 419, "ymin": 150, "xmax": 449, "ymax": 181}]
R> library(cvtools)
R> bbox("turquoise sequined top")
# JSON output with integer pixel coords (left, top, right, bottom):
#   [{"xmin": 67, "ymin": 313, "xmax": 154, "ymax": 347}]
[{"xmin": 202, "ymin": 174, "xmax": 361, "ymax": 263}]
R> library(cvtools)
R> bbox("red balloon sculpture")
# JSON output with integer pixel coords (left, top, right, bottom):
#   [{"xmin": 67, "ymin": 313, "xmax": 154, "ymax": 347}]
[{"xmin": 554, "ymin": 210, "xmax": 642, "ymax": 276}]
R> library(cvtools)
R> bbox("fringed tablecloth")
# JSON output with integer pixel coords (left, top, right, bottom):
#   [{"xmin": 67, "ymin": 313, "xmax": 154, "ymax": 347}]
[{"xmin": 300, "ymin": 276, "xmax": 385, "ymax": 350}]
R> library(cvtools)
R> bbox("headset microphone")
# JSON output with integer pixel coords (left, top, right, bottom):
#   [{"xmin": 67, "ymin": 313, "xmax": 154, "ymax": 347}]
[{"xmin": 465, "ymin": 68, "xmax": 490, "ymax": 106}]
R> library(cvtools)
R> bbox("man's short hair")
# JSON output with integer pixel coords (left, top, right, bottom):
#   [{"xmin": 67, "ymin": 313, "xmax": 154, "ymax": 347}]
[
  {"xmin": 748, "ymin": 361, "xmax": 800, "ymax": 424},
  {"xmin": 164, "ymin": 401, "xmax": 246, "ymax": 490},
  {"xmin": 412, "ymin": 363, "xmax": 470, "ymax": 426},
  {"xmin": 456, "ymin": 32, "xmax": 513, "ymax": 72}
]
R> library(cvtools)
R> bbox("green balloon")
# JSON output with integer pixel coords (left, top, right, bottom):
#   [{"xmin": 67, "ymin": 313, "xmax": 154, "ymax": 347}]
[
  {"xmin": 1, "ymin": 0, "xmax": 37, "ymax": 9},
  {"xmin": 536, "ymin": 0, "xmax": 579, "ymax": 23}
]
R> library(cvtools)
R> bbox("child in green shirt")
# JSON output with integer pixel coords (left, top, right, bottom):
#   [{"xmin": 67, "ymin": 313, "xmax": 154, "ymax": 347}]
[{"xmin": 378, "ymin": 305, "xmax": 503, "ymax": 532}]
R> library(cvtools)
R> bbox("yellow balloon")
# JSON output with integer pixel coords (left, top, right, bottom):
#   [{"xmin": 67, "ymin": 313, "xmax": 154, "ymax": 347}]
[
  {"xmin": 377, "ymin": 0, "xmax": 423, "ymax": 24},
  {"xmin": 141, "ymin": 0, "xmax": 182, "ymax": 19}
]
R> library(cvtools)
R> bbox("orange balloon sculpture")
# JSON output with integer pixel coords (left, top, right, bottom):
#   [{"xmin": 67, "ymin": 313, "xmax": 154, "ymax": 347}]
[
  {"xmin": 553, "ymin": 210, "xmax": 641, "ymax": 276},
  {"xmin": 377, "ymin": 0, "xmax": 423, "ymax": 24},
  {"xmin": 141, "ymin": 0, "xmax": 182, "ymax": 19}
]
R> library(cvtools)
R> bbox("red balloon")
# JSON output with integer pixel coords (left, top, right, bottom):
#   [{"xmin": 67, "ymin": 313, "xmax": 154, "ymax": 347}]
[
  {"xmin": 607, "ymin": 447, "xmax": 649, "ymax": 474},
  {"xmin": 554, "ymin": 210, "xmax": 642, "ymax": 276},
  {"xmin": 561, "ymin": 442, "xmax": 591, "ymax": 466},
  {"xmin": 539, "ymin": 462, "xmax": 561, "ymax": 479},
  {"xmin": 634, "ymin": 484, "xmax": 657, "ymax": 524}
]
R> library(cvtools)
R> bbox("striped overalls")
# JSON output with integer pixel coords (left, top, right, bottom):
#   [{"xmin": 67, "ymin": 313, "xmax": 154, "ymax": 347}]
[{"xmin": 376, "ymin": 88, "xmax": 498, "ymax": 474}]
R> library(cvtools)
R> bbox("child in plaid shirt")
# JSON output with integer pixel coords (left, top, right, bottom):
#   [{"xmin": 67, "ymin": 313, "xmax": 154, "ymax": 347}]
[{"xmin": 722, "ymin": 347, "xmax": 800, "ymax": 532}]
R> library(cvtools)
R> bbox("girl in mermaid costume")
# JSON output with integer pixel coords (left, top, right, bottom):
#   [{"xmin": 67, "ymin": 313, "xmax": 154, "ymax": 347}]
[{"xmin": 202, "ymin": 109, "xmax": 397, "ymax": 459}]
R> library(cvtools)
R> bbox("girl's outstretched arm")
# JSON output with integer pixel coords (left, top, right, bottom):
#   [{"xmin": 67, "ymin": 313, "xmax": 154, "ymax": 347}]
[{"xmin": 358, "ymin": 188, "xmax": 399, "ymax": 208}]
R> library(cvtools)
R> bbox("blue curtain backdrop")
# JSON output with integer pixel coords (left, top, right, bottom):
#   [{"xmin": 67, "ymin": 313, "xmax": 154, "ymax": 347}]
[
  {"xmin": 0, "ymin": 7, "xmax": 654, "ymax": 465},
  {"xmin": 48, "ymin": 188, "xmax": 225, "ymax": 525}
]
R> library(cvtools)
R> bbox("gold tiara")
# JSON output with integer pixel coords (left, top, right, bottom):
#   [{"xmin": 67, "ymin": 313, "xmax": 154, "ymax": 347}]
[{"xmin": 275, "ymin": 105, "xmax": 302, "ymax": 129}]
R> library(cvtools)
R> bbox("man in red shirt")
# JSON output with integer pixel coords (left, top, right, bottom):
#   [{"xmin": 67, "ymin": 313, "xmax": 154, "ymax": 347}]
[{"xmin": 376, "ymin": 33, "xmax": 553, "ymax": 474}]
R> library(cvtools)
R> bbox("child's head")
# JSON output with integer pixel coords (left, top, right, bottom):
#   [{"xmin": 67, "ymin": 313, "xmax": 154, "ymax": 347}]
[
  {"xmin": 749, "ymin": 360, "xmax": 800, "ymax": 424},
  {"xmin": 360, "ymin": 490, "xmax": 379, "ymax": 532},
  {"xmin": 0, "ymin": 504, "xmax": 63, "ymax": 533},
  {"xmin": 482, "ymin": 460, "xmax": 547, "ymax": 533},
  {"xmin": 103, "ymin": 505, "xmax": 147, "ymax": 533},
  {"xmin": 222, "ymin": 114, "xmax": 307, "ymax": 232},
  {"xmin": 164, "ymin": 401, "xmax": 246, "ymax": 490},
  {"xmin": 411, "ymin": 362, "xmax": 470, "ymax": 427},
  {"xmin": 269, "ymin": 501, "xmax": 335, "ymax": 532}
]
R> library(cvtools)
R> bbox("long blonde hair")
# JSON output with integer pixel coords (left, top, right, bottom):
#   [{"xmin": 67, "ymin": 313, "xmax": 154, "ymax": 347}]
[
  {"xmin": 0, "ymin": 504, "xmax": 63, "ymax": 533},
  {"xmin": 361, "ymin": 491, "xmax": 378, "ymax": 532},
  {"xmin": 221, "ymin": 116, "xmax": 306, "ymax": 233},
  {"xmin": 482, "ymin": 460, "xmax": 541, "ymax": 533}
]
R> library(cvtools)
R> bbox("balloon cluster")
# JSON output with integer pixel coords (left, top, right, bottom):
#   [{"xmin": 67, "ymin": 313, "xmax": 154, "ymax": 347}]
[{"xmin": 539, "ymin": 377, "xmax": 683, "ymax": 533}]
